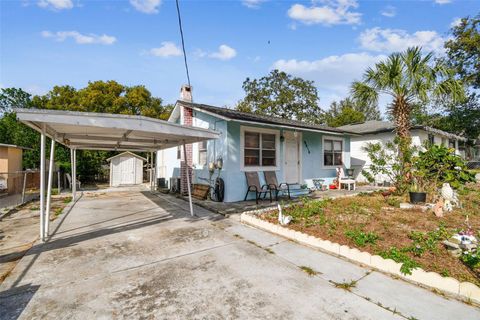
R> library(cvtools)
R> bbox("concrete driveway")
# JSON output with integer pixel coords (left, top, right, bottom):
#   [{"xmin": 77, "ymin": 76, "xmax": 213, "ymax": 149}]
[{"xmin": 0, "ymin": 187, "xmax": 478, "ymax": 320}]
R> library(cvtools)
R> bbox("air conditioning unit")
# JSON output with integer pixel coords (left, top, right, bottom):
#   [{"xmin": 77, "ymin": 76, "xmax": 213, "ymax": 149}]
[{"xmin": 170, "ymin": 177, "xmax": 181, "ymax": 193}]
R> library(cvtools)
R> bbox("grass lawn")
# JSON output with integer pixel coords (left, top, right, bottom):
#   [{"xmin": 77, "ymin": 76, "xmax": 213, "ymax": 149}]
[{"xmin": 260, "ymin": 182, "xmax": 480, "ymax": 285}]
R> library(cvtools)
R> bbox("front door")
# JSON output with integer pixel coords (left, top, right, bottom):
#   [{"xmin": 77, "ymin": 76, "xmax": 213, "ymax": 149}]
[{"xmin": 284, "ymin": 132, "xmax": 300, "ymax": 184}]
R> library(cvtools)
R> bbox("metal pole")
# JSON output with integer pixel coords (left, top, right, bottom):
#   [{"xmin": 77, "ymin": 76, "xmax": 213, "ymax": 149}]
[
  {"xmin": 183, "ymin": 142, "xmax": 194, "ymax": 216},
  {"xmin": 45, "ymin": 139, "xmax": 55, "ymax": 237},
  {"xmin": 72, "ymin": 149, "xmax": 77, "ymax": 201},
  {"xmin": 21, "ymin": 171, "xmax": 27, "ymax": 204},
  {"xmin": 40, "ymin": 128, "xmax": 46, "ymax": 242},
  {"xmin": 57, "ymin": 170, "xmax": 61, "ymax": 194},
  {"xmin": 150, "ymin": 151, "xmax": 154, "ymax": 191}
]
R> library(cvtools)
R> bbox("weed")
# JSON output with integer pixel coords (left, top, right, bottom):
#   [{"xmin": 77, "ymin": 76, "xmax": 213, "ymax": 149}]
[
  {"xmin": 440, "ymin": 269, "xmax": 450, "ymax": 277},
  {"xmin": 345, "ymin": 229, "xmax": 379, "ymax": 247},
  {"xmin": 299, "ymin": 266, "xmax": 318, "ymax": 276},
  {"xmin": 233, "ymin": 234, "xmax": 243, "ymax": 239},
  {"xmin": 54, "ymin": 207, "xmax": 63, "ymax": 216},
  {"xmin": 379, "ymin": 247, "xmax": 420, "ymax": 275},
  {"xmin": 62, "ymin": 196, "xmax": 72, "ymax": 204},
  {"xmin": 332, "ymin": 280, "xmax": 357, "ymax": 291},
  {"xmin": 264, "ymin": 248, "xmax": 275, "ymax": 254},
  {"xmin": 386, "ymin": 197, "xmax": 400, "ymax": 208},
  {"xmin": 30, "ymin": 206, "xmax": 39, "ymax": 211}
]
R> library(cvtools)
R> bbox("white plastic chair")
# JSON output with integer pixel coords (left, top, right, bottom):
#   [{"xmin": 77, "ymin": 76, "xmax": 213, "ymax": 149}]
[{"xmin": 336, "ymin": 168, "xmax": 356, "ymax": 191}]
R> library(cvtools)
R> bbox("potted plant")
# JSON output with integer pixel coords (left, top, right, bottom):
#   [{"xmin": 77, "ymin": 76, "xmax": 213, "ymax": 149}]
[{"xmin": 409, "ymin": 174, "xmax": 427, "ymax": 204}]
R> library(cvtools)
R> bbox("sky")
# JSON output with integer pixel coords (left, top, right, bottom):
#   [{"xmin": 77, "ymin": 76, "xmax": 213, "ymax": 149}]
[{"xmin": 1, "ymin": 0, "xmax": 479, "ymax": 114}]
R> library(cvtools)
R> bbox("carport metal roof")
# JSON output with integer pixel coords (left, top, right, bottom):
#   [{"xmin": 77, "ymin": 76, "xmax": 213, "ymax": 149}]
[
  {"xmin": 15, "ymin": 108, "xmax": 220, "ymax": 151},
  {"xmin": 15, "ymin": 108, "xmax": 220, "ymax": 241}
]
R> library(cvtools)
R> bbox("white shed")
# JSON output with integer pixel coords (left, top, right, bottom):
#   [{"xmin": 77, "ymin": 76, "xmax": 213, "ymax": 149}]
[{"xmin": 107, "ymin": 152, "xmax": 147, "ymax": 187}]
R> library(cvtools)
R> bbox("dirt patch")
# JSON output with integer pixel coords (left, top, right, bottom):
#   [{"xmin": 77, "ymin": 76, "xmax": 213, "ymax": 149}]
[{"xmin": 259, "ymin": 183, "xmax": 480, "ymax": 285}]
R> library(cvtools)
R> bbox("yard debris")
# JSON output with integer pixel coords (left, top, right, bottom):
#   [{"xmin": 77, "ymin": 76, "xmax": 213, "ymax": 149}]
[
  {"xmin": 444, "ymin": 228, "xmax": 478, "ymax": 257},
  {"xmin": 433, "ymin": 198, "xmax": 444, "ymax": 217}
]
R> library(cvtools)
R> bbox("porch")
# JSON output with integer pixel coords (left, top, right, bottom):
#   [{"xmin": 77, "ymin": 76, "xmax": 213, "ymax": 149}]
[{"xmin": 171, "ymin": 184, "xmax": 384, "ymax": 216}]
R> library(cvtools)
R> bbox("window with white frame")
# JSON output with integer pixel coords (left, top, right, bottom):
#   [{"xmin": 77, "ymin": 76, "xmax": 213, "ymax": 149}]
[
  {"xmin": 323, "ymin": 139, "xmax": 343, "ymax": 166},
  {"xmin": 243, "ymin": 131, "xmax": 276, "ymax": 167},
  {"xmin": 198, "ymin": 140, "xmax": 207, "ymax": 166}
]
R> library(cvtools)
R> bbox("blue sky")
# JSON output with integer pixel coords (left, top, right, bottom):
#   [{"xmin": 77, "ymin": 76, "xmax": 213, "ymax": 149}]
[{"xmin": 1, "ymin": 0, "xmax": 479, "ymax": 114}]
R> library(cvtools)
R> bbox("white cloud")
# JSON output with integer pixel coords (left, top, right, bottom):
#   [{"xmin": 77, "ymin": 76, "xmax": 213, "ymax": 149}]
[
  {"xmin": 359, "ymin": 27, "xmax": 446, "ymax": 54},
  {"xmin": 209, "ymin": 45, "xmax": 237, "ymax": 60},
  {"xmin": 273, "ymin": 52, "xmax": 385, "ymax": 106},
  {"xmin": 41, "ymin": 31, "xmax": 117, "ymax": 45},
  {"xmin": 129, "ymin": 0, "xmax": 161, "ymax": 14},
  {"xmin": 287, "ymin": 0, "xmax": 361, "ymax": 26},
  {"xmin": 149, "ymin": 42, "xmax": 182, "ymax": 57},
  {"xmin": 242, "ymin": 0, "xmax": 266, "ymax": 9},
  {"xmin": 37, "ymin": 0, "xmax": 73, "ymax": 10},
  {"xmin": 380, "ymin": 5, "xmax": 396, "ymax": 18},
  {"xmin": 450, "ymin": 17, "xmax": 462, "ymax": 28},
  {"xmin": 435, "ymin": 0, "xmax": 451, "ymax": 4}
]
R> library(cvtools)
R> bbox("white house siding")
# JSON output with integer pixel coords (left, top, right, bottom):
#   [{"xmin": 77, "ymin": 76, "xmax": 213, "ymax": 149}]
[{"xmin": 352, "ymin": 129, "xmax": 462, "ymax": 184}]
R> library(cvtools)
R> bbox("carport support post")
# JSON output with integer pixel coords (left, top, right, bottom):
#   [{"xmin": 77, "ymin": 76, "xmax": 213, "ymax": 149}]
[
  {"xmin": 183, "ymin": 142, "xmax": 194, "ymax": 216},
  {"xmin": 45, "ymin": 139, "xmax": 55, "ymax": 237},
  {"xmin": 39, "ymin": 126, "xmax": 46, "ymax": 242},
  {"xmin": 71, "ymin": 148, "xmax": 77, "ymax": 201}
]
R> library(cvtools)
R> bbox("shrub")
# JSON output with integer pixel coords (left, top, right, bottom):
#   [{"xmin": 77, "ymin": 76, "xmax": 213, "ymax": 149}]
[{"xmin": 413, "ymin": 144, "xmax": 475, "ymax": 189}]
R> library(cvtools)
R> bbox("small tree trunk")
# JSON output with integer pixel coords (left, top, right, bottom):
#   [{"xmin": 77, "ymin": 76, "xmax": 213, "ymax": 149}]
[{"xmin": 392, "ymin": 96, "xmax": 412, "ymax": 193}]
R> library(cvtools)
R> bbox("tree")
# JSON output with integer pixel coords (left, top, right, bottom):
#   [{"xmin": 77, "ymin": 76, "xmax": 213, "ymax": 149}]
[
  {"xmin": 236, "ymin": 70, "xmax": 323, "ymax": 124},
  {"xmin": 351, "ymin": 47, "xmax": 465, "ymax": 189},
  {"xmin": 323, "ymin": 97, "xmax": 381, "ymax": 127},
  {"xmin": 444, "ymin": 14, "xmax": 480, "ymax": 89}
]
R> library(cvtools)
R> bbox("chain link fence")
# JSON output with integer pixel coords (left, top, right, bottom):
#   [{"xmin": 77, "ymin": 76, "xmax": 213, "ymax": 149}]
[{"xmin": 0, "ymin": 170, "xmax": 56, "ymax": 210}]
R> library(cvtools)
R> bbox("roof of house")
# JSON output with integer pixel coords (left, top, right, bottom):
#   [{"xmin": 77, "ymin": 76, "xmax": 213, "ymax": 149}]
[
  {"xmin": 0, "ymin": 143, "xmax": 33, "ymax": 150},
  {"xmin": 338, "ymin": 120, "xmax": 467, "ymax": 141},
  {"xmin": 176, "ymin": 101, "xmax": 356, "ymax": 136},
  {"xmin": 107, "ymin": 151, "xmax": 147, "ymax": 162}
]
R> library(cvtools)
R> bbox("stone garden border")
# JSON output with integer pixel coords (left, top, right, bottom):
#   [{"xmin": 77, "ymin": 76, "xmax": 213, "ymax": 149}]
[{"xmin": 240, "ymin": 208, "xmax": 480, "ymax": 305}]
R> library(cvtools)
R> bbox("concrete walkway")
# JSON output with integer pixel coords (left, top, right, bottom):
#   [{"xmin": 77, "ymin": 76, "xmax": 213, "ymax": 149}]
[{"xmin": 0, "ymin": 187, "xmax": 478, "ymax": 319}]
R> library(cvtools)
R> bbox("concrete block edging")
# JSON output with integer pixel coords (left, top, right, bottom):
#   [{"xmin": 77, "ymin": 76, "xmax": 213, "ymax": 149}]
[{"xmin": 240, "ymin": 211, "xmax": 480, "ymax": 305}]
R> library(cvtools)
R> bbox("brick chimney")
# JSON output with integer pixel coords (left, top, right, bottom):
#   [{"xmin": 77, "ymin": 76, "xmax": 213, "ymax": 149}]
[
  {"xmin": 180, "ymin": 84, "xmax": 193, "ymax": 102},
  {"xmin": 180, "ymin": 85, "xmax": 193, "ymax": 195}
]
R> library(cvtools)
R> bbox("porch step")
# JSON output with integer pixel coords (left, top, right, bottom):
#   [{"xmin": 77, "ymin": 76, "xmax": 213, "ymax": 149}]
[{"xmin": 280, "ymin": 185, "xmax": 310, "ymax": 198}]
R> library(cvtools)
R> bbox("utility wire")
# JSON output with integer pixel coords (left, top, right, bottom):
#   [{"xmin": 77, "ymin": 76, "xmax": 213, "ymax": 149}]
[{"xmin": 175, "ymin": 0, "xmax": 192, "ymax": 91}]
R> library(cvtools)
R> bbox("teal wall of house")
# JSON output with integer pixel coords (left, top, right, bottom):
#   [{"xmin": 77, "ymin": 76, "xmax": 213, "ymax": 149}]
[{"xmin": 189, "ymin": 110, "xmax": 352, "ymax": 202}]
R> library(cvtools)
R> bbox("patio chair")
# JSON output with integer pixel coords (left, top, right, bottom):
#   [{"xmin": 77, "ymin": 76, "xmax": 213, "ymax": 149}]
[
  {"xmin": 336, "ymin": 168, "xmax": 356, "ymax": 191},
  {"xmin": 244, "ymin": 172, "xmax": 271, "ymax": 204},
  {"xmin": 66, "ymin": 173, "xmax": 81, "ymax": 190},
  {"xmin": 263, "ymin": 171, "xmax": 292, "ymax": 200}
]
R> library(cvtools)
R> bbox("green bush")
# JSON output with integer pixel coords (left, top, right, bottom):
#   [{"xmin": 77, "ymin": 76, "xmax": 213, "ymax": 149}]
[
  {"xmin": 413, "ymin": 144, "xmax": 475, "ymax": 189},
  {"xmin": 379, "ymin": 247, "xmax": 421, "ymax": 275}
]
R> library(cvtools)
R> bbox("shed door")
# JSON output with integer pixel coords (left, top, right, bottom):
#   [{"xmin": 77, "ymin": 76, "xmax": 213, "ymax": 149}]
[{"xmin": 119, "ymin": 157, "xmax": 135, "ymax": 185}]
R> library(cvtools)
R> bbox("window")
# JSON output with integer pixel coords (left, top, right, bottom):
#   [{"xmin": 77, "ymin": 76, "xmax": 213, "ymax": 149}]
[
  {"xmin": 243, "ymin": 131, "xmax": 276, "ymax": 167},
  {"xmin": 177, "ymin": 146, "xmax": 181, "ymax": 160},
  {"xmin": 324, "ymin": 139, "xmax": 343, "ymax": 166},
  {"xmin": 428, "ymin": 134, "xmax": 435, "ymax": 145},
  {"xmin": 198, "ymin": 141, "xmax": 207, "ymax": 166},
  {"xmin": 441, "ymin": 138, "xmax": 447, "ymax": 147},
  {"xmin": 448, "ymin": 139, "xmax": 456, "ymax": 149}
]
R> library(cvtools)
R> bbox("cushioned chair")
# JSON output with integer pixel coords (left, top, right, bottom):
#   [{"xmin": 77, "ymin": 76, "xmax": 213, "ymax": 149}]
[
  {"xmin": 263, "ymin": 171, "xmax": 292, "ymax": 200},
  {"xmin": 244, "ymin": 172, "xmax": 271, "ymax": 204}
]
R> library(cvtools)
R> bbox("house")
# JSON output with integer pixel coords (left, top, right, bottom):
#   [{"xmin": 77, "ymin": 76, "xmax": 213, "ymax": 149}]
[
  {"xmin": 107, "ymin": 151, "xmax": 146, "ymax": 187},
  {"xmin": 156, "ymin": 86, "xmax": 356, "ymax": 203},
  {"xmin": 0, "ymin": 143, "xmax": 30, "ymax": 194},
  {"xmin": 337, "ymin": 120, "xmax": 468, "ymax": 184}
]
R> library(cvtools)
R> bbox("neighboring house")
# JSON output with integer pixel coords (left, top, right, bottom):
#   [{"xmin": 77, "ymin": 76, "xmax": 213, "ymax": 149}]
[
  {"xmin": 338, "ymin": 120, "xmax": 467, "ymax": 184},
  {"xmin": 157, "ymin": 86, "xmax": 356, "ymax": 203},
  {"xmin": 107, "ymin": 152, "xmax": 146, "ymax": 187},
  {"xmin": 0, "ymin": 143, "xmax": 29, "ymax": 194}
]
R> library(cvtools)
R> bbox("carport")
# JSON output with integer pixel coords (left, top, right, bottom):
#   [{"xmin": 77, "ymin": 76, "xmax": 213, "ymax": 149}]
[{"xmin": 15, "ymin": 108, "xmax": 220, "ymax": 241}]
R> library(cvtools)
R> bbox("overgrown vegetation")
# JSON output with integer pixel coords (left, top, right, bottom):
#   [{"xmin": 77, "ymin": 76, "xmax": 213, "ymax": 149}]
[{"xmin": 260, "ymin": 182, "xmax": 480, "ymax": 284}]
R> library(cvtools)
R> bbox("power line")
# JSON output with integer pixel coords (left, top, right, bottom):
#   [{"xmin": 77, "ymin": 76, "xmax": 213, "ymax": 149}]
[{"xmin": 175, "ymin": 0, "xmax": 191, "ymax": 91}]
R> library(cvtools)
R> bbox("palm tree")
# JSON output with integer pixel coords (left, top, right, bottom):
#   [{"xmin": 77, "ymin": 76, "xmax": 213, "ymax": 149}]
[{"xmin": 351, "ymin": 47, "xmax": 465, "ymax": 189}]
